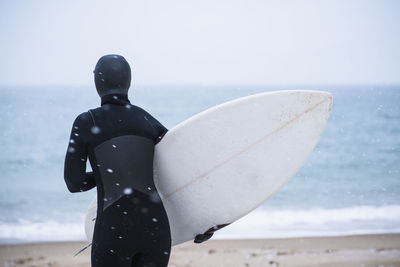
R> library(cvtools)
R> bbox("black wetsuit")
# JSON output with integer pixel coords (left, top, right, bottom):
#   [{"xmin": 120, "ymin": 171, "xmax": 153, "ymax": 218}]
[{"xmin": 64, "ymin": 94, "xmax": 171, "ymax": 267}]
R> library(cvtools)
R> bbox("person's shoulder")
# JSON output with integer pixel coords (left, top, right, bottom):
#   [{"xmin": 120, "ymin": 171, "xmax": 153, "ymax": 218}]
[
  {"xmin": 73, "ymin": 111, "xmax": 93, "ymax": 126},
  {"xmin": 75, "ymin": 111, "xmax": 91, "ymax": 121},
  {"xmin": 128, "ymin": 104, "xmax": 151, "ymax": 115}
]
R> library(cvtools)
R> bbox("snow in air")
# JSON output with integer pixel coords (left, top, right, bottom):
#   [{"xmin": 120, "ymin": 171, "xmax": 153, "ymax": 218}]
[
  {"xmin": 123, "ymin": 188, "xmax": 133, "ymax": 194},
  {"xmin": 91, "ymin": 126, "xmax": 101, "ymax": 134}
]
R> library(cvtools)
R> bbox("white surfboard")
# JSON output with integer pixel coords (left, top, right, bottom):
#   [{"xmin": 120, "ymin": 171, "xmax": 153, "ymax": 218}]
[{"xmin": 85, "ymin": 90, "xmax": 332, "ymax": 246}]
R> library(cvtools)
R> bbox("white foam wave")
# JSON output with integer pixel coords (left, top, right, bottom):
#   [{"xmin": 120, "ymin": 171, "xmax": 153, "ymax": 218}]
[
  {"xmin": 215, "ymin": 205, "xmax": 400, "ymax": 239},
  {"xmin": 1, "ymin": 205, "xmax": 400, "ymax": 243},
  {"xmin": 0, "ymin": 219, "xmax": 86, "ymax": 244}
]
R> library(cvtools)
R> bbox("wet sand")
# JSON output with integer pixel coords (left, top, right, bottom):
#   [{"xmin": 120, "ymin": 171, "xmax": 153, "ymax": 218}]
[{"xmin": 1, "ymin": 234, "xmax": 399, "ymax": 267}]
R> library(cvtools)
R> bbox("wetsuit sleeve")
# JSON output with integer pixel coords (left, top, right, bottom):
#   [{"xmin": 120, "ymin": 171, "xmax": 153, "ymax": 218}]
[
  {"xmin": 144, "ymin": 112, "xmax": 168, "ymax": 143},
  {"xmin": 64, "ymin": 113, "xmax": 96, "ymax": 193},
  {"xmin": 155, "ymin": 120, "xmax": 168, "ymax": 144}
]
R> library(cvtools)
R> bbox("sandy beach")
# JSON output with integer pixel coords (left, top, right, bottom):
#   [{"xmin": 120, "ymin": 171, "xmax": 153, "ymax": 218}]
[{"xmin": 0, "ymin": 234, "xmax": 399, "ymax": 267}]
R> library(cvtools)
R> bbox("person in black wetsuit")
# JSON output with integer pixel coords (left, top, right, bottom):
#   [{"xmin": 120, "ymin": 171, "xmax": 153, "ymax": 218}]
[{"xmin": 64, "ymin": 54, "xmax": 171, "ymax": 267}]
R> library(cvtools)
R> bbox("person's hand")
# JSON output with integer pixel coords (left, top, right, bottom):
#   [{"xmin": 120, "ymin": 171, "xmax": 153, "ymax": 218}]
[
  {"xmin": 194, "ymin": 233, "xmax": 213, "ymax": 243},
  {"xmin": 193, "ymin": 223, "xmax": 230, "ymax": 244}
]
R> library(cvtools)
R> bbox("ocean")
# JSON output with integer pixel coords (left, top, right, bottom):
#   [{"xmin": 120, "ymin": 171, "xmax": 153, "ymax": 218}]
[{"xmin": 0, "ymin": 85, "xmax": 399, "ymax": 244}]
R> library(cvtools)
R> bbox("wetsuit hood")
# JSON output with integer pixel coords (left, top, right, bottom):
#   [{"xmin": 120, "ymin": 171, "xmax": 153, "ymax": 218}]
[{"xmin": 94, "ymin": 54, "xmax": 131, "ymax": 98}]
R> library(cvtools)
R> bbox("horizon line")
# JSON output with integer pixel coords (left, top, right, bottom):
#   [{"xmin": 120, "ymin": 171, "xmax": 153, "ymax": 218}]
[{"xmin": 0, "ymin": 82, "xmax": 399, "ymax": 89}]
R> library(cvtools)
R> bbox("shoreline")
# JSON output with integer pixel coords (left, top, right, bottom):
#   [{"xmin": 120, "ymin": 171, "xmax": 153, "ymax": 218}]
[{"xmin": 1, "ymin": 234, "xmax": 399, "ymax": 267}]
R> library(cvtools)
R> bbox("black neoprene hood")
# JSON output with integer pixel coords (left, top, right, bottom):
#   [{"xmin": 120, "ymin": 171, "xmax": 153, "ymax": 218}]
[{"xmin": 94, "ymin": 54, "xmax": 131, "ymax": 97}]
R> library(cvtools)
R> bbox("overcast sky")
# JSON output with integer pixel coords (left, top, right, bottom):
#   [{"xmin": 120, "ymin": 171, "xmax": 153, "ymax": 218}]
[{"xmin": 0, "ymin": 0, "xmax": 399, "ymax": 86}]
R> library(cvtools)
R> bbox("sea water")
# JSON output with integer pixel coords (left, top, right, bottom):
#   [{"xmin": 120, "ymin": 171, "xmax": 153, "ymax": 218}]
[{"xmin": 0, "ymin": 85, "xmax": 399, "ymax": 243}]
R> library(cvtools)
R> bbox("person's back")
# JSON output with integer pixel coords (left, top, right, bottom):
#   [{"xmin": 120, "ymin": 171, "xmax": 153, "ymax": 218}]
[{"xmin": 64, "ymin": 55, "xmax": 171, "ymax": 267}]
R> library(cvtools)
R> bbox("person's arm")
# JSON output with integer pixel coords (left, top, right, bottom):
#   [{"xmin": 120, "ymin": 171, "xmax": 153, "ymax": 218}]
[
  {"xmin": 64, "ymin": 113, "xmax": 96, "ymax": 193},
  {"xmin": 154, "ymin": 118, "xmax": 168, "ymax": 144},
  {"xmin": 145, "ymin": 111, "xmax": 168, "ymax": 144}
]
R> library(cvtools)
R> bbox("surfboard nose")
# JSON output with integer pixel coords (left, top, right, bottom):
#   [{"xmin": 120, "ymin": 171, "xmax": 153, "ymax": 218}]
[{"xmin": 287, "ymin": 90, "xmax": 333, "ymax": 120}]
